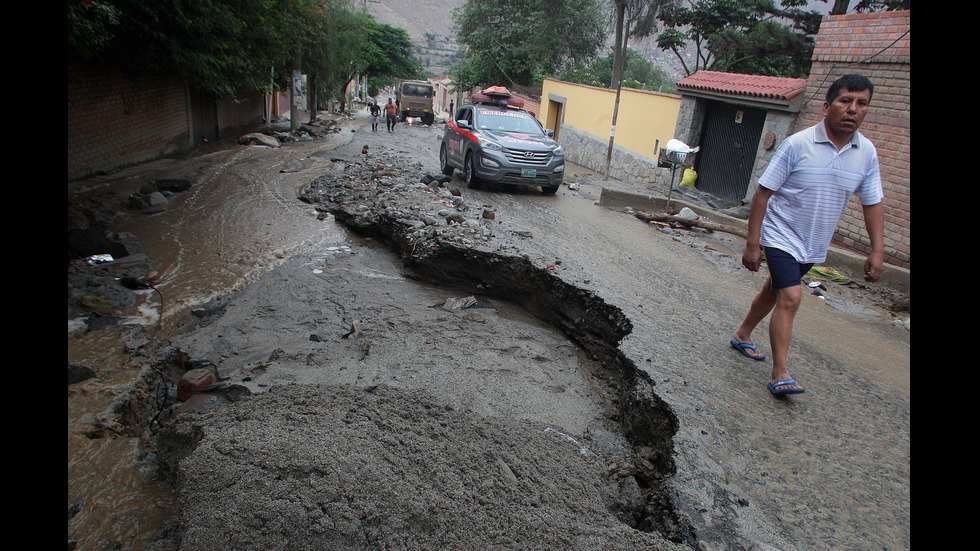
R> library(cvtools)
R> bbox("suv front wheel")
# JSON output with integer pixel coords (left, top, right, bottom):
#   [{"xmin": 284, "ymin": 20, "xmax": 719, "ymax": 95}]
[{"xmin": 440, "ymin": 145, "xmax": 454, "ymax": 176}]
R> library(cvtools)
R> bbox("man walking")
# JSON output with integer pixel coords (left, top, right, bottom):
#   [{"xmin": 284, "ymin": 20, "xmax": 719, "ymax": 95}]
[
  {"xmin": 384, "ymin": 98, "xmax": 398, "ymax": 132},
  {"xmin": 369, "ymin": 101, "xmax": 381, "ymax": 131},
  {"xmin": 730, "ymin": 74, "xmax": 885, "ymax": 396}
]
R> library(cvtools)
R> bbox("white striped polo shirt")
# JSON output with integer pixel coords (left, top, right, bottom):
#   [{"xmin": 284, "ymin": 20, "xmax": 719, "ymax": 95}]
[{"xmin": 758, "ymin": 120, "xmax": 883, "ymax": 264}]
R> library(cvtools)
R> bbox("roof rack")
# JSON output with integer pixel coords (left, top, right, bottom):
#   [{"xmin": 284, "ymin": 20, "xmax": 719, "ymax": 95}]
[{"xmin": 473, "ymin": 87, "xmax": 525, "ymax": 110}]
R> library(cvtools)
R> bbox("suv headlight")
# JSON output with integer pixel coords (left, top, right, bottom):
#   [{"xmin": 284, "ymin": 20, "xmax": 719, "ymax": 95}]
[
  {"xmin": 479, "ymin": 137, "xmax": 503, "ymax": 151},
  {"xmin": 552, "ymin": 145, "xmax": 563, "ymax": 156}
]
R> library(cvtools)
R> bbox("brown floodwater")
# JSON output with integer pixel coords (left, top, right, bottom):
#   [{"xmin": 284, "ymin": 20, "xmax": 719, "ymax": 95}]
[
  {"xmin": 68, "ymin": 133, "xmax": 354, "ymax": 549},
  {"xmin": 114, "ymin": 144, "xmax": 348, "ymax": 330}
]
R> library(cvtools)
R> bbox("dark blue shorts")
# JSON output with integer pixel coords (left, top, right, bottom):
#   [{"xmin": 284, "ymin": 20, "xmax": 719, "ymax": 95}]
[{"xmin": 763, "ymin": 247, "xmax": 813, "ymax": 290}]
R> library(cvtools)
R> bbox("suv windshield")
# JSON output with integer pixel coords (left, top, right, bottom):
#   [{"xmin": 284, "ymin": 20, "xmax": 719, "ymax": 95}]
[{"xmin": 475, "ymin": 108, "xmax": 544, "ymax": 135}]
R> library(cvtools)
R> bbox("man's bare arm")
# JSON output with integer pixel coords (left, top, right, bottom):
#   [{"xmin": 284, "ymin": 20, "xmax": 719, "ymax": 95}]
[
  {"xmin": 742, "ymin": 186, "xmax": 775, "ymax": 272},
  {"xmin": 862, "ymin": 202, "xmax": 885, "ymax": 282}
]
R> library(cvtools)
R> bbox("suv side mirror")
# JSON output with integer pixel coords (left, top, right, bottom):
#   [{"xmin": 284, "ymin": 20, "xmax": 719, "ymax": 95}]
[
  {"xmin": 545, "ymin": 129, "xmax": 554, "ymax": 137},
  {"xmin": 456, "ymin": 120, "xmax": 471, "ymax": 129}
]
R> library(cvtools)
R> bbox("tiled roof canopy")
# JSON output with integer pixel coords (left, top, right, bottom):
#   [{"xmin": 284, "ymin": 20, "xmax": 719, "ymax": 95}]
[{"xmin": 675, "ymin": 71, "xmax": 809, "ymax": 111}]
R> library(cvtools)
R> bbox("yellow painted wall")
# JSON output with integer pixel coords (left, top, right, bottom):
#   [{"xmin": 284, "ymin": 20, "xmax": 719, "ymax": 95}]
[{"xmin": 539, "ymin": 79, "xmax": 681, "ymax": 159}]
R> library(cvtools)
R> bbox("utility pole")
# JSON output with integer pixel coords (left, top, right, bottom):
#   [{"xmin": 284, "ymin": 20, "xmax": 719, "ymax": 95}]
[
  {"xmin": 604, "ymin": 0, "xmax": 628, "ymax": 181},
  {"xmin": 291, "ymin": 55, "xmax": 303, "ymax": 131}
]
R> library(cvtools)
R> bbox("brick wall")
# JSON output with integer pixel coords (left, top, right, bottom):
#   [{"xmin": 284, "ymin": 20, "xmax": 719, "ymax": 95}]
[
  {"xmin": 801, "ymin": 10, "xmax": 910, "ymax": 268},
  {"xmin": 68, "ymin": 62, "xmax": 191, "ymax": 181},
  {"xmin": 512, "ymin": 92, "xmax": 541, "ymax": 119},
  {"xmin": 68, "ymin": 61, "xmax": 275, "ymax": 181}
]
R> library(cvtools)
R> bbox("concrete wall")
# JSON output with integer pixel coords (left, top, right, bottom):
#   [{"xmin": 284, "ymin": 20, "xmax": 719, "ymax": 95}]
[
  {"xmin": 554, "ymin": 125, "xmax": 671, "ymax": 190},
  {"xmin": 539, "ymin": 79, "xmax": 681, "ymax": 164},
  {"xmin": 748, "ymin": 110, "xmax": 799, "ymax": 198},
  {"xmin": 802, "ymin": 10, "xmax": 910, "ymax": 268},
  {"xmin": 217, "ymin": 95, "xmax": 266, "ymax": 136}
]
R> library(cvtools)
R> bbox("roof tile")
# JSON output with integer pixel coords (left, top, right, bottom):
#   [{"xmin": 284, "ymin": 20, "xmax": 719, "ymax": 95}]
[{"xmin": 676, "ymin": 71, "xmax": 809, "ymax": 101}]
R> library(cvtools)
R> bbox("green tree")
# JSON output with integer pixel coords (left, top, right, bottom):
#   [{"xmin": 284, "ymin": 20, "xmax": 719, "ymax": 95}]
[
  {"xmin": 297, "ymin": 4, "xmax": 421, "ymax": 115},
  {"xmin": 452, "ymin": 0, "xmax": 606, "ymax": 89},
  {"xmin": 68, "ymin": 0, "xmax": 419, "ymax": 111},
  {"xmin": 68, "ymin": 0, "xmax": 121, "ymax": 62},
  {"xmin": 609, "ymin": 0, "xmax": 671, "ymax": 88},
  {"xmin": 68, "ymin": 0, "xmax": 299, "ymax": 96},
  {"xmin": 829, "ymin": 0, "xmax": 911, "ymax": 13},
  {"xmin": 299, "ymin": 3, "xmax": 365, "ymax": 115},
  {"xmin": 361, "ymin": 20, "xmax": 424, "ymax": 90},
  {"xmin": 561, "ymin": 48, "xmax": 675, "ymax": 93},
  {"xmin": 656, "ymin": 0, "xmax": 819, "ymax": 78}
]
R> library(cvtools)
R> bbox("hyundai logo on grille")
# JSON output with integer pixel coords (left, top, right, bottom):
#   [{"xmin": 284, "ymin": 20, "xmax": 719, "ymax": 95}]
[{"xmin": 523, "ymin": 151, "xmax": 535, "ymax": 158}]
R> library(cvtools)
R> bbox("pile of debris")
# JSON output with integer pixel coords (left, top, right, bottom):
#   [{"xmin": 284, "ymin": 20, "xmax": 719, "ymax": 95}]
[
  {"xmin": 299, "ymin": 151, "xmax": 500, "ymax": 255},
  {"xmin": 243, "ymin": 116, "xmax": 345, "ymax": 147}
]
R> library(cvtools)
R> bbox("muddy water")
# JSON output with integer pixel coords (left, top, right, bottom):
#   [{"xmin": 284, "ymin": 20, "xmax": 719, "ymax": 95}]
[
  {"xmin": 68, "ymin": 325, "xmax": 176, "ymax": 549},
  {"xmin": 68, "ymin": 129, "xmax": 358, "ymax": 549},
  {"xmin": 113, "ymin": 144, "xmax": 349, "ymax": 330}
]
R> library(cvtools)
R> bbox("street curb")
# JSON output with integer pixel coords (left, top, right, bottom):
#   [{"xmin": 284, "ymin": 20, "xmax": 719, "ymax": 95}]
[{"xmin": 598, "ymin": 187, "xmax": 910, "ymax": 295}]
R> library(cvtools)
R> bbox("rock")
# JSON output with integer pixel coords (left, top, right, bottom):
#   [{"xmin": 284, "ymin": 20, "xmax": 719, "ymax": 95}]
[
  {"xmin": 238, "ymin": 133, "xmax": 281, "ymax": 148},
  {"xmin": 177, "ymin": 369, "xmax": 215, "ymax": 401},
  {"xmin": 446, "ymin": 213, "xmax": 465, "ymax": 225},
  {"xmin": 68, "ymin": 226, "xmax": 129, "ymax": 260},
  {"xmin": 124, "ymin": 325, "xmax": 148, "ymax": 353},
  {"xmin": 147, "ymin": 191, "xmax": 168, "ymax": 207},
  {"xmin": 68, "ymin": 362, "xmax": 96, "ymax": 385},
  {"xmin": 78, "ymin": 294, "xmax": 116, "ymax": 317},
  {"xmin": 150, "ymin": 179, "xmax": 192, "ymax": 193},
  {"xmin": 280, "ymin": 159, "xmax": 305, "ymax": 173},
  {"xmin": 677, "ymin": 207, "xmax": 698, "ymax": 219},
  {"xmin": 126, "ymin": 195, "xmax": 149, "ymax": 209}
]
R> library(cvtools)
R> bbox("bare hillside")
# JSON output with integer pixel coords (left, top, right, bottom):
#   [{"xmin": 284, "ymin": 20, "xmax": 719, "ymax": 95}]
[{"xmin": 366, "ymin": 0, "xmax": 463, "ymax": 42}]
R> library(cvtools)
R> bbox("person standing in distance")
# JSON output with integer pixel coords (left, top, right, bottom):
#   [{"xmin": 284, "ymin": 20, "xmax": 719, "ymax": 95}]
[{"xmin": 730, "ymin": 74, "xmax": 885, "ymax": 396}]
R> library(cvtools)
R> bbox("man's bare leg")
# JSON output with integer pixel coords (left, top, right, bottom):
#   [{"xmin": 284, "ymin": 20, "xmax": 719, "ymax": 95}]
[
  {"xmin": 768, "ymin": 285, "xmax": 804, "ymax": 392},
  {"xmin": 733, "ymin": 278, "xmax": 777, "ymax": 359}
]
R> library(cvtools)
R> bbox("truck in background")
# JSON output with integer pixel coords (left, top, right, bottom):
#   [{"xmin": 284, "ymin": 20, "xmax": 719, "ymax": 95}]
[{"xmin": 396, "ymin": 80, "xmax": 435, "ymax": 125}]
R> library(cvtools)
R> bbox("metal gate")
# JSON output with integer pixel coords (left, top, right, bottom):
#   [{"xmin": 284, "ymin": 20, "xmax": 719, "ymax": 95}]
[
  {"xmin": 190, "ymin": 88, "xmax": 218, "ymax": 143},
  {"xmin": 694, "ymin": 101, "xmax": 766, "ymax": 203}
]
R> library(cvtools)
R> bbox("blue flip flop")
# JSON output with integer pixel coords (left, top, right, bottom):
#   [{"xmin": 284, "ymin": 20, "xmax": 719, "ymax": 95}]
[
  {"xmin": 768, "ymin": 379, "xmax": 805, "ymax": 396},
  {"xmin": 730, "ymin": 338, "xmax": 766, "ymax": 361}
]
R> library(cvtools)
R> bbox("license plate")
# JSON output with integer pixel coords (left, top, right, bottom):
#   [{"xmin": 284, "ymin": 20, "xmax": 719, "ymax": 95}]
[{"xmin": 521, "ymin": 168, "xmax": 537, "ymax": 178}]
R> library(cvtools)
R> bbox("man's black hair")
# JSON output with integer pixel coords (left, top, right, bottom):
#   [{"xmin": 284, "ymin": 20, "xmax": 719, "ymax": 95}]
[{"xmin": 826, "ymin": 74, "xmax": 874, "ymax": 103}]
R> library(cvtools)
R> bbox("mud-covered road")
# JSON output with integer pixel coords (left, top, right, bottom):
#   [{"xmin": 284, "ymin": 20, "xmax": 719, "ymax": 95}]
[{"xmin": 68, "ymin": 109, "xmax": 909, "ymax": 550}]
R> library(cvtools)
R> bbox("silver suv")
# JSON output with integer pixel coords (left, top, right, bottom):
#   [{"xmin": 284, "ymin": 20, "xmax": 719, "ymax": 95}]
[{"xmin": 440, "ymin": 101, "xmax": 564, "ymax": 194}]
